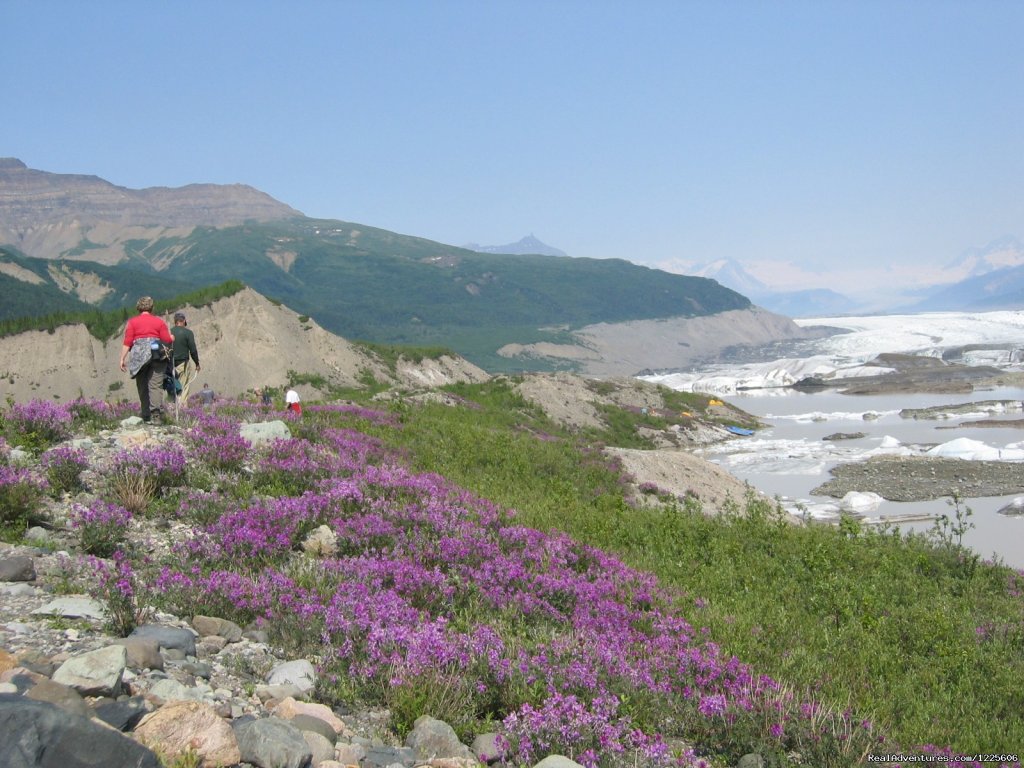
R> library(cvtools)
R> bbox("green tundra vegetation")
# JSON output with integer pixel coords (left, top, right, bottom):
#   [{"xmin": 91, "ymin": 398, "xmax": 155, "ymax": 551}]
[
  {"xmin": 0, "ymin": 279, "xmax": 246, "ymax": 341},
  {"xmin": 347, "ymin": 379, "xmax": 1023, "ymax": 755},
  {"xmin": 0, "ymin": 217, "xmax": 750, "ymax": 369}
]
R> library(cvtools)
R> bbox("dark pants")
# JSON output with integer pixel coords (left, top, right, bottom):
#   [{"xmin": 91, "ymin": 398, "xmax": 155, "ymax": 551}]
[{"xmin": 135, "ymin": 359, "xmax": 167, "ymax": 421}]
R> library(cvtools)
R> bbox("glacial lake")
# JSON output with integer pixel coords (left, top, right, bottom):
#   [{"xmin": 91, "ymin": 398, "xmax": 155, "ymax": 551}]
[{"xmin": 696, "ymin": 387, "xmax": 1024, "ymax": 569}]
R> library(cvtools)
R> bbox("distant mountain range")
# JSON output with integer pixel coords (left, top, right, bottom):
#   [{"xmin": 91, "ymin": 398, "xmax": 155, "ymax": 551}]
[
  {"xmin": 463, "ymin": 234, "xmax": 568, "ymax": 258},
  {"xmin": 691, "ymin": 259, "xmax": 861, "ymax": 317},
  {"xmin": 694, "ymin": 236, "xmax": 1024, "ymax": 316},
  {"xmin": 901, "ymin": 236, "xmax": 1024, "ymax": 312},
  {"xmin": 0, "ymin": 158, "xmax": 765, "ymax": 372}
]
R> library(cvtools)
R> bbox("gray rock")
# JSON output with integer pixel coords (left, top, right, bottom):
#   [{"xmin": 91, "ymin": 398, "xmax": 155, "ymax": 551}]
[
  {"xmin": 240, "ymin": 420, "xmax": 292, "ymax": 446},
  {"xmin": 302, "ymin": 731, "xmax": 335, "ymax": 765},
  {"xmin": 0, "ymin": 555, "xmax": 35, "ymax": 582},
  {"xmin": 738, "ymin": 755, "xmax": 765, "ymax": 768},
  {"xmin": 180, "ymin": 660, "xmax": 213, "ymax": 679},
  {"xmin": 129, "ymin": 623, "xmax": 197, "ymax": 656},
  {"xmin": 472, "ymin": 732, "xmax": 503, "ymax": 763},
  {"xmin": 0, "ymin": 583, "xmax": 37, "ymax": 597},
  {"xmin": 289, "ymin": 713, "xmax": 337, "ymax": 745},
  {"xmin": 191, "ymin": 615, "xmax": 244, "ymax": 642},
  {"xmin": 361, "ymin": 745, "xmax": 416, "ymax": 768},
  {"xmin": 301, "ymin": 525, "xmax": 338, "ymax": 557},
  {"xmin": 245, "ymin": 629, "xmax": 272, "ymax": 644},
  {"xmin": 91, "ymin": 696, "xmax": 152, "ymax": 731},
  {"xmin": 24, "ymin": 527, "xmax": 50, "ymax": 546},
  {"xmin": 533, "ymin": 757, "xmax": 585, "ymax": 768},
  {"xmin": 334, "ymin": 742, "xmax": 367, "ymax": 765},
  {"xmin": 266, "ymin": 659, "xmax": 316, "ymax": 696},
  {"xmin": 112, "ymin": 637, "xmax": 164, "ymax": 671},
  {"xmin": 31, "ymin": 596, "xmax": 106, "ymax": 621},
  {"xmin": 0, "ymin": 694, "xmax": 161, "ymax": 768},
  {"xmin": 148, "ymin": 678, "xmax": 205, "ymax": 703},
  {"xmin": 24, "ymin": 679, "xmax": 91, "ymax": 719},
  {"xmin": 234, "ymin": 716, "xmax": 313, "ymax": 768},
  {"xmin": 406, "ymin": 715, "xmax": 473, "ymax": 761},
  {"xmin": 255, "ymin": 683, "xmax": 304, "ymax": 702},
  {"xmin": 52, "ymin": 645, "xmax": 127, "ymax": 697}
]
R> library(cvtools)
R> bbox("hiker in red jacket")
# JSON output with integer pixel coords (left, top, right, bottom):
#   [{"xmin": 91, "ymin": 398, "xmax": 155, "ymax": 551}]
[{"xmin": 119, "ymin": 296, "xmax": 173, "ymax": 423}]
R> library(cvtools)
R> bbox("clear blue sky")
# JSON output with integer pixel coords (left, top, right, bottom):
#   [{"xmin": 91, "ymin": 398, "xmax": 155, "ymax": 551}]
[{"xmin": 4, "ymin": 0, "xmax": 1023, "ymax": 299}]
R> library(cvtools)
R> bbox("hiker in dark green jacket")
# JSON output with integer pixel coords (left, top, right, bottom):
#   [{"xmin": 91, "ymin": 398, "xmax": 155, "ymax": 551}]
[{"xmin": 169, "ymin": 312, "xmax": 201, "ymax": 405}]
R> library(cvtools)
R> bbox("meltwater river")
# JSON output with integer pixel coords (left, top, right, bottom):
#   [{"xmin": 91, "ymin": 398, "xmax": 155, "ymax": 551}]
[{"xmin": 642, "ymin": 311, "xmax": 1024, "ymax": 569}]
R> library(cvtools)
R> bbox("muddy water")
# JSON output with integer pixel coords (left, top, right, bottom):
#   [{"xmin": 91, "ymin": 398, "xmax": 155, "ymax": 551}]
[{"xmin": 699, "ymin": 387, "xmax": 1024, "ymax": 568}]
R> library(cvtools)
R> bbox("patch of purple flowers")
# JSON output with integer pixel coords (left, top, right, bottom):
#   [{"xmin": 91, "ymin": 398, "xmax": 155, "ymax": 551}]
[
  {"xmin": 40, "ymin": 445, "xmax": 90, "ymax": 493},
  {"xmin": 153, "ymin": 426, "xmax": 865, "ymax": 765},
  {"xmin": 2, "ymin": 399, "xmax": 73, "ymax": 451},
  {"xmin": 70, "ymin": 499, "xmax": 132, "ymax": 557}
]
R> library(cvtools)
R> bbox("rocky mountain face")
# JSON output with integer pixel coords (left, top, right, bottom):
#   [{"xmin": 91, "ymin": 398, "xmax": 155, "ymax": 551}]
[
  {"xmin": 0, "ymin": 158, "xmax": 301, "ymax": 263},
  {"xmin": 0, "ymin": 287, "xmax": 488, "ymax": 403},
  {"xmin": 0, "ymin": 158, "xmax": 819, "ymax": 374}
]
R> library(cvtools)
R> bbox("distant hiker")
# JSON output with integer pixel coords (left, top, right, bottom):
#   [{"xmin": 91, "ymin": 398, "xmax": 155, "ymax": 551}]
[
  {"xmin": 119, "ymin": 296, "xmax": 173, "ymax": 423},
  {"xmin": 169, "ymin": 311, "xmax": 201, "ymax": 406},
  {"xmin": 199, "ymin": 383, "xmax": 216, "ymax": 406},
  {"xmin": 285, "ymin": 388, "xmax": 302, "ymax": 415},
  {"xmin": 260, "ymin": 387, "xmax": 272, "ymax": 406}
]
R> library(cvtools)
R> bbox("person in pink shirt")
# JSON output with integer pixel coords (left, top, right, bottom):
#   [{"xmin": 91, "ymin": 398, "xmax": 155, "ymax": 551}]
[{"xmin": 118, "ymin": 296, "xmax": 173, "ymax": 423}]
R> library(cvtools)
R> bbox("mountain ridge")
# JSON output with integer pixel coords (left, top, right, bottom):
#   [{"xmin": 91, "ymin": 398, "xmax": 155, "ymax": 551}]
[
  {"xmin": 463, "ymin": 234, "xmax": 568, "ymax": 257},
  {"xmin": 0, "ymin": 159, "xmax": 820, "ymax": 372}
]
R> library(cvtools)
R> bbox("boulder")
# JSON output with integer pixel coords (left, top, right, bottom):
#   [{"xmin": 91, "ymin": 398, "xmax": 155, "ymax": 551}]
[
  {"xmin": 239, "ymin": 421, "xmax": 292, "ymax": 446},
  {"xmin": 111, "ymin": 636, "xmax": 164, "ymax": 671},
  {"xmin": 191, "ymin": 615, "xmax": 243, "ymax": 643},
  {"xmin": 135, "ymin": 700, "xmax": 241, "ymax": 768},
  {"xmin": 233, "ymin": 716, "xmax": 313, "ymax": 768},
  {"xmin": 405, "ymin": 715, "xmax": 474, "ymax": 761},
  {"xmin": 271, "ymin": 696, "xmax": 346, "ymax": 735},
  {"xmin": 129, "ymin": 624, "xmax": 197, "ymax": 656},
  {"xmin": 265, "ymin": 660, "xmax": 316, "ymax": 696},
  {"xmin": 31, "ymin": 596, "xmax": 106, "ymax": 621},
  {"xmin": 0, "ymin": 555, "xmax": 35, "ymax": 582},
  {"xmin": 533, "ymin": 757, "xmax": 585, "ymax": 768},
  {"xmin": 91, "ymin": 696, "xmax": 152, "ymax": 731},
  {"xmin": 24, "ymin": 679, "xmax": 91, "ymax": 718},
  {"xmin": 301, "ymin": 524, "xmax": 338, "ymax": 557},
  {"xmin": 52, "ymin": 645, "xmax": 127, "ymax": 697},
  {"xmin": 0, "ymin": 694, "xmax": 161, "ymax": 768}
]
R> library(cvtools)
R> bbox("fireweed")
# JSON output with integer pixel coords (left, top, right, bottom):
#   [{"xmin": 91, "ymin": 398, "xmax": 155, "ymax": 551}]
[
  {"xmin": 185, "ymin": 413, "xmax": 251, "ymax": 471},
  {"xmin": 69, "ymin": 499, "xmax": 132, "ymax": 557},
  {"xmin": 40, "ymin": 444, "xmax": 89, "ymax": 495},
  {"xmin": 103, "ymin": 444, "xmax": 187, "ymax": 515},
  {"xmin": 0, "ymin": 464, "xmax": 47, "ymax": 532},
  {"xmin": 153, "ymin": 434, "xmax": 882, "ymax": 766},
  {"xmin": 1, "ymin": 399, "xmax": 73, "ymax": 454},
  {"xmin": 67, "ymin": 398, "xmax": 120, "ymax": 432},
  {"xmin": 249, "ymin": 438, "xmax": 340, "ymax": 496},
  {"xmin": 91, "ymin": 551, "xmax": 154, "ymax": 636}
]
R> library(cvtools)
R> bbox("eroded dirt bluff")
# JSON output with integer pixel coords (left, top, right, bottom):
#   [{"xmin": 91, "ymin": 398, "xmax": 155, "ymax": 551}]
[
  {"xmin": 511, "ymin": 372, "xmax": 767, "ymax": 515},
  {"xmin": 498, "ymin": 307, "xmax": 822, "ymax": 376},
  {"xmin": 0, "ymin": 288, "xmax": 486, "ymax": 403}
]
